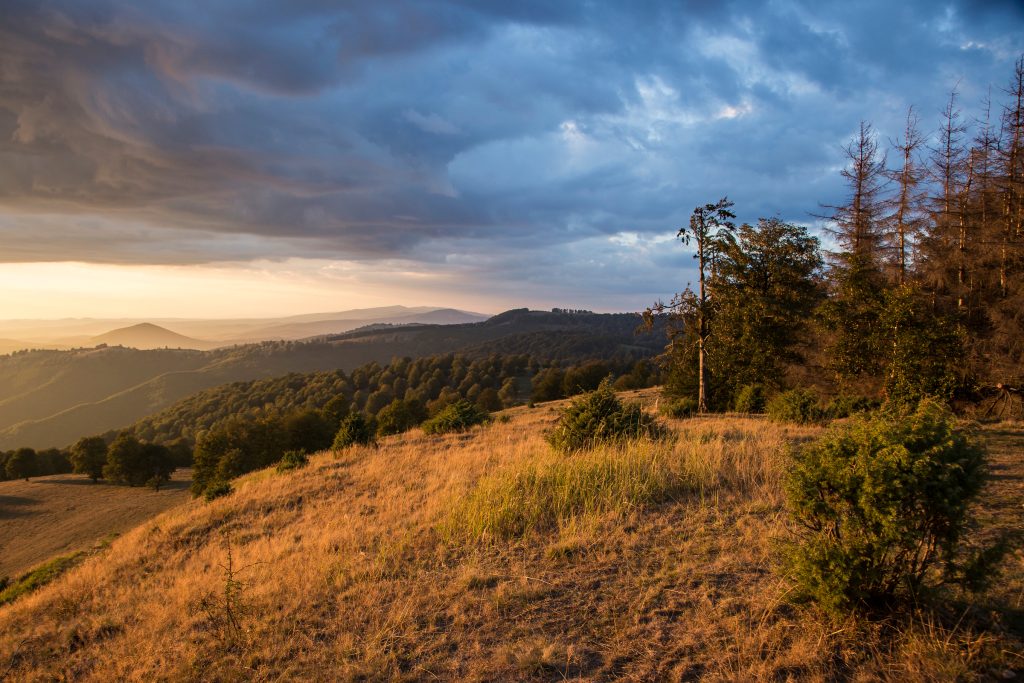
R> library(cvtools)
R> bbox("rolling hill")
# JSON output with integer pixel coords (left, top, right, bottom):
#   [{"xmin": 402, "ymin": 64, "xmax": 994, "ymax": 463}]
[
  {"xmin": 87, "ymin": 323, "xmax": 218, "ymax": 350},
  {"xmin": 0, "ymin": 310, "xmax": 660, "ymax": 449}
]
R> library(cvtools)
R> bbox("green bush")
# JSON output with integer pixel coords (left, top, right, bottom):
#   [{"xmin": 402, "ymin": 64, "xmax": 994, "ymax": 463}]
[
  {"xmin": 733, "ymin": 384, "xmax": 766, "ymax": 413},
  {"xmin": 422, "ymin": 400, "xmax": 490, "ymax": 435},
  {"xmin": 276, "ymin": 450, "xmax": 309, "ymax": 473},
  {"xmin": 766, "ymin": 388, "xmax": 822, "ymax": 424},
  {"xmin": 547, "ymin": 381, "xmax": 662, "ymax": 453},
  {"xmin": 659, "ymin": 396, "xmax": 697, "ymax": 419},
  {"xmin": 826, "ymin": 393, "xmax": 878, "ymax": 419},
  {"xmin": 332, "ymin": 413, "xmax": 376, "ymax": 449},
  {"xmin": 203, "ymin": 479, "xmax": 233, "ymax": 502},
  {"xmin": 784, "ymin": 400, "xmax": 989, "ymax": 615}
]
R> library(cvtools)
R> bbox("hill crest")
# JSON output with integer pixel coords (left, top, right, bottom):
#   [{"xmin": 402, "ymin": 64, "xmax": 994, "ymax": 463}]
[{"xmin": 87, "ymin": 323, "xmax": 216, "ymax": 350}]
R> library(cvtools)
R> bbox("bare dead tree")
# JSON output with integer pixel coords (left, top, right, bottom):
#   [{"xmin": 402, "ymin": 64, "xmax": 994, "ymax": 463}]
[{"xmin": 887, "ymin": 107, "xmax": 926, "ymax": 285}]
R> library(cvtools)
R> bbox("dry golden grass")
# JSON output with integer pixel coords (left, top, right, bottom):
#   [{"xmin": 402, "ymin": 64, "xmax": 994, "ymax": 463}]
[{"xmin": 0, "ymin": 389, "xmax": 1021, "ymax": 681}]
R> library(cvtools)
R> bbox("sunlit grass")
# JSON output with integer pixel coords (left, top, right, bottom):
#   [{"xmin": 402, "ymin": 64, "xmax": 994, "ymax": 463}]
[{"xmin": 441, "ymin": 438, "xmax": 694, "ymax": 541}]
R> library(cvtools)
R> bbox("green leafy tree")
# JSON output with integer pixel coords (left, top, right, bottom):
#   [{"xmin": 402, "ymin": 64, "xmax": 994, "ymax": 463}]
[
  {"xmin": 5, "ymin": 448, "xmax": 36, "ymax": 481},
  {"xmin": 104, "ymin": 434, "xmax": 175, "ymax": 488},
  {"xmin": 283, "ymin": 410, "xmax": 334, "ymax": 454},
  {"xmin": 530, "ymin": 367, "xmax": 565, "ymax": 403},
  {"xmin": 140, "ymin": 442, "xmax": 175, "ymax": 490},
  {"xmin": 710, "ymin": 218, "xmax": 823, "ymax": 400},
  {"xmin": 475, "ymin": 387, "xmax": 503, "ymax": 412},
  {"xmin": 70, "ymin": 436, "xmax": 108, "ymax": 482},
  {"xmin": 103, "ymin": 434, "xmax": 143, "ymax": 485},
  {"xmin": 498, "ymin": 377, "xmax": 519, "ymax": 407},
  {"xmin": 320, "ymin": 395, "xmax": 350, "ymax": 429},
  {"xmin": 375, "ymin": 399, "xmax": 426, "ymax": 436}
]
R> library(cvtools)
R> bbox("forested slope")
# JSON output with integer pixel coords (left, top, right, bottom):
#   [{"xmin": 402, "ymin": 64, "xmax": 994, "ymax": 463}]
[{"xmin": 0, "ymin": 310, "xmax": 661, "ymax": 449}]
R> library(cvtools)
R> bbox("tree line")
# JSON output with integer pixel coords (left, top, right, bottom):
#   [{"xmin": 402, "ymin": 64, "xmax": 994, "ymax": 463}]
[
  {"xmin": 650, "ymin": 58, "xmax": 1024, "ymax": 415},
  {"xmin": 1, "ymin": 435, "xmax": 185, "ymax": 489}
]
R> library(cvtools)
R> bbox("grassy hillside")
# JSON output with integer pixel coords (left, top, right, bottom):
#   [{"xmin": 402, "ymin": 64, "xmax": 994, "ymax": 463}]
[
  {"xmin": 0, "ymin": 310, "xmax": 660, "ymax": 449},
  {"xmin": 1, "ymin": 392, "xmax": 1019, "ymax": 680}
]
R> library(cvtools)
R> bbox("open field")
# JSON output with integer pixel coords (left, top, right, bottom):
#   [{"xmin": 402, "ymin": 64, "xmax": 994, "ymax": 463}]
[
  {"xmin": 0, "ymin": 392, "xmax": 1021, "ymax": 681},
  {"xmin": 0, "ymin": 470, "xmax": 192, "ymax": 579}
]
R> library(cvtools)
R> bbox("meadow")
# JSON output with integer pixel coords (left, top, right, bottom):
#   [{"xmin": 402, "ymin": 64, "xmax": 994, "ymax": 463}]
[{"xmin": 0, "ymin": 390, "xmax": 1020, "ymax": 681}]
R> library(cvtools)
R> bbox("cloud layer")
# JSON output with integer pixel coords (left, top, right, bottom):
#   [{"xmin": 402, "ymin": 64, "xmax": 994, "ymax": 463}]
[{"xmin": 0, "ymin": 0, "xmax": 1021, "ymax": 306}]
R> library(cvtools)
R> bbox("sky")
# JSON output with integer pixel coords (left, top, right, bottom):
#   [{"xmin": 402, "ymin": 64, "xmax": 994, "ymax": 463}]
[{"xmin": 0, "ymin": 0, "xmax": 1022, "ymax": 319}]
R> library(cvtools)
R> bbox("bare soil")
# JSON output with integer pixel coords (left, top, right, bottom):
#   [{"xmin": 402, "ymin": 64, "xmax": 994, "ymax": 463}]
[{"xmin": 0, "ymin": 469, "xmax": 191, "ymax": 578}]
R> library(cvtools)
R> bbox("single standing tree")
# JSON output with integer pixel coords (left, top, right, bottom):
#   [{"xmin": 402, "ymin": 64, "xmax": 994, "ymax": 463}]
[
  {"xmin": 70, "ymin": 436, "xmax": 108, "ymax": 482},
  {"xmin": 679, "ymin": 197, "xmax": 736, "ymax": 413},
  {"xmin": 5, "ymin": 448, "xmax": 36, "ymax": 481},
  {"xmin": 887, "ymin": 108, "xmax": 926, "ymax": 285},
  {"xmin": 819, "ymin": 123, "xmax": 890, "ymax": 387}
]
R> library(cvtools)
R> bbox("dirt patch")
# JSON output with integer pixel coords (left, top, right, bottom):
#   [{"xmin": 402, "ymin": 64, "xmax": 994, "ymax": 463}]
[{"xmin": 0, "ymin": 469, "xmax": 192, "ymax": 577}]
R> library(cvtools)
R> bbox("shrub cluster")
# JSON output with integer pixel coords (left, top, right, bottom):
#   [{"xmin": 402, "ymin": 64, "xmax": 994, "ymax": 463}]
[
  {"xmin": 276, "ymin": 450, "xmax": 309, "ymax": 473},
  {"xmin": 658, "ymin": 396, "xmax": 697, "ymax": 419},
  {"xmin": 332, "ymin": 413, "xmax": 376, "ymax": 449},
  {"xmin": 733, "ymin": 384, "xmax": 766, "ymax": 413},
  {"xmin": 784, "ymin": 400, "xmax": 990, "ymax": 615},
  {"xmin": 825, "ymin": 393, "xmax": 879, "ymax": 419},
  {"xmin": 547, "ymin": 381, "xmax": 662, "ymax": 453},
  {"xmin": 766, "ymin": 388, "xmax": 822, "ymax": 424},
  {"xmin": 421, "ymin": 400, "xmax": 490, "ymax": 435}
]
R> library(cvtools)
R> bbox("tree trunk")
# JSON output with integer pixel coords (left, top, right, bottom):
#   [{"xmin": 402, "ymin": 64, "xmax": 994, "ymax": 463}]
[{"xmin": 697, "ymin": 243, "xmax": 708, "ymax": 414}]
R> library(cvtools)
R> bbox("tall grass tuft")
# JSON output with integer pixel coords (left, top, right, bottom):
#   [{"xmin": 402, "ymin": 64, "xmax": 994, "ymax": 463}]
[{"xmin": 442, "ymin": 439, "xmax": 695, "ymax": 542}]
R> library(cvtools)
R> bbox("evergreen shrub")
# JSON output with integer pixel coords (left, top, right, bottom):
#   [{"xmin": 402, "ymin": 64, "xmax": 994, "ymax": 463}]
[
  {"xmin": 276, "ymin": 450, "xmax": 309, "ymax": 473},
  {"xmin": 733, "ymin": 384, "xmax": 766, "ymax": 413},
  {"xmin": 659, "ymin": 396, "xmax": 697, "ymax": 419},
  {"xmin": 547, "ymin": 380, "xmax": 662, "ymax": 453},
  {"xmin": 784, "ymin": 400, "xmax": 990, "ymax": 615},
  {"xmin": 766, "ymin": 388, "xmax": 822, "ymax": 424},
  {"xmin": 422, "ymin": 400, "xmax": 490, "ymax": 435},
  {"xmin": 332, "ymin": 413, "xmax": 376, "ymax": 449}
]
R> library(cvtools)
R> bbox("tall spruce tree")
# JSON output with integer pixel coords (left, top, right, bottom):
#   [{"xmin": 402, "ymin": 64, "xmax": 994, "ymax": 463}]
[{"xmin": 819, "ymin": 122, "xmax": 890, "ymax": 388}]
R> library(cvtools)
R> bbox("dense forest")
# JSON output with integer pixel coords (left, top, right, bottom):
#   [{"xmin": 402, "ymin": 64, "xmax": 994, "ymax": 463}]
[{"xmin": 650, "ymin": 58, "xmax": 1024, "ymax": 417}]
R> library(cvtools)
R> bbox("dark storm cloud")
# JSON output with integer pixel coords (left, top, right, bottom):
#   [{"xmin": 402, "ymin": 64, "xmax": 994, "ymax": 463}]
[{"xmin": 0, "ymin": 0, "xmax": 1021, "ymax": 302}]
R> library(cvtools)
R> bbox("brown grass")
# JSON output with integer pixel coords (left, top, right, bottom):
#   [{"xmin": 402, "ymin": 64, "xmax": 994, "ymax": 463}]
[
  {"xmin": 0, "ymin": 469, "xmax": 192, "ymax": 578},
  {"xmin": 0, "ymin": 390, "xmax": 1020, "ymax": 681}
]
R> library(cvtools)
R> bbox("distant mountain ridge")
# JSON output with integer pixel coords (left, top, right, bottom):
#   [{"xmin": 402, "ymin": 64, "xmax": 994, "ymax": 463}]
[
  {"xmin": 0, "ymin": 305, "xmax": 490, "ymax": 351},
  {"xmin": 0, "ymin": 309, "xmax": 661, "ymax": 449}
]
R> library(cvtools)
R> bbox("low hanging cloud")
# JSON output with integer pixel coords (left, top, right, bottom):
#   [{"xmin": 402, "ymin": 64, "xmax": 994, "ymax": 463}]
[{"xmin": 0, "ymin": 0, "xmax": 1021, "ymax": 301}]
